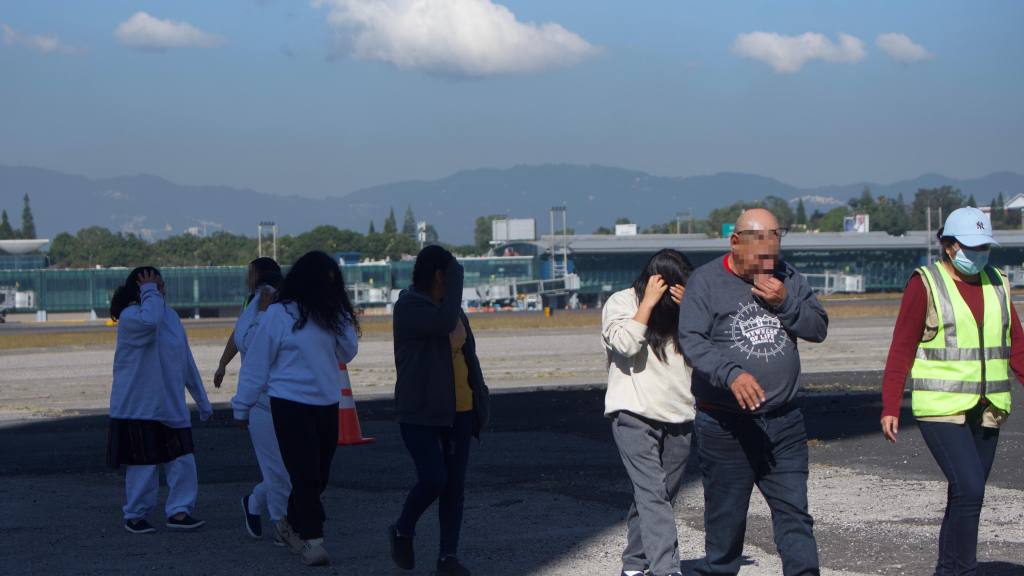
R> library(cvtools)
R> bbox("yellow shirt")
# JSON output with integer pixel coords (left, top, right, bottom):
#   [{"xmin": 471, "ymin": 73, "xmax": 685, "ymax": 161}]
[{"xmin": 452, "ymin": 346, "xmax": 474, "ymax": 413}]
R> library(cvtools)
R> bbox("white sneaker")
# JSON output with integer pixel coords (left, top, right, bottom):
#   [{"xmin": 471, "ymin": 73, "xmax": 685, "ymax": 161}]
[
  {"xmin": 275, "ymin": 520, "xmax": 303, "ymax": 555},
  {"xmin": 301, "ymin": 538, "xmax": 330, "ymax": 566}
]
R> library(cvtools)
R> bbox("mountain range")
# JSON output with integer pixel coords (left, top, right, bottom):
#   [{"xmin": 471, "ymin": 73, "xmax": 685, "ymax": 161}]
[{"xmin": 1, "ymin": 164, "xmax": 1022, "ymax": 245}]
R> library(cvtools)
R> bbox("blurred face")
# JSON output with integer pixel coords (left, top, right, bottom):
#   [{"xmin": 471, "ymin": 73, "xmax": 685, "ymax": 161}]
[
  {"xmin": 943, "ymin": 240, "xmax": 991, "ymax": 260},
  {"xmin": 731, "ymin": 229, "xmax": 782, "ymax": 282}
]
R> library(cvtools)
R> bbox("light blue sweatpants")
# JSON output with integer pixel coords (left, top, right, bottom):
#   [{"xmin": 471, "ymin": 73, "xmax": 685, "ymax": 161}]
[
  {"xmin": 123, "ymin": 453, "xmax": 198, "ymax": 520},
  {"xmin": 246, "ymin": 402, "xmax": 291, "ymax": 522}
]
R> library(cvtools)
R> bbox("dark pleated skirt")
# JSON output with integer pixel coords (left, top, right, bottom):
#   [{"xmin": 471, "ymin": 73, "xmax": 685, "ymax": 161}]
[{"xmin": 106, "ymin": 418, "xmax": 194, "ymax": 469}]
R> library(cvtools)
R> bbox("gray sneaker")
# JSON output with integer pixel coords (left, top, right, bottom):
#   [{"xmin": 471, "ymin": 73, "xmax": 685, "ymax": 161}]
[
  {"xmin": 301, "ymin": 538, "xmax": 330, "ymax": 566},
  {"xmin": 275, "ymin": 519, "xmax": 303, "ymax": 555}
]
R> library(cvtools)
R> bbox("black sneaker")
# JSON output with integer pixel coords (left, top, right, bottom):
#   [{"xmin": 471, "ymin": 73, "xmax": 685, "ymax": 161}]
[
  {"xmin": 241, "ymin": 494, "xmax": 262, "ymax": 538},
  {"xmin": 388, "ymin": 524, "xmax": 415, "ymax": 570},
  {"xmin": 166, "ymin": 514, "xmax": 206, "ymax": 531},
  {"xmin": 124, "ymin": 518, "xmax": 156, "ymax": 534},
  {"xmin": 437, "ymin": 556, "xmax": 471, "ymax": 576}
]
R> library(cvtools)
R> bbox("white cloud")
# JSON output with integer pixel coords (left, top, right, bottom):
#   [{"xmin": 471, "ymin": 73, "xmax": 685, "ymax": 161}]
[
  {"xmin": 114, "ymin": 12, "xmax": 225, "ymax": 51},
  {"xmin": 1, "ymin": 23, "xmax": 80, "ymax": 55},
  {"xmin": 312, "ymin": 0, "xmax": 599, "ymax": 77},
  {"xmin": 733, "ymin": 31, "xmax": 865, "ymax": 74},
  {"xmin": 876, "ymin": 33, "xmax": 932, "ymax": 63}
]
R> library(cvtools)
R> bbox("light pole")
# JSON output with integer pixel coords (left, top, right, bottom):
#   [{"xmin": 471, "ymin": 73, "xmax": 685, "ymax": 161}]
[
  {"xmin": 549, "ymin": 206, "xmax": 568, "ymax": 279},
  {"xmin": 676, "ymin": 209, "xmax": 693, "ymax": 234},
  {"xmin": 417, "ymin": 221, "xmax": 427, "ymax": 250},
  {"xmin": 258, "ymin": 221, "xmax": 277, "ymax": 261}
]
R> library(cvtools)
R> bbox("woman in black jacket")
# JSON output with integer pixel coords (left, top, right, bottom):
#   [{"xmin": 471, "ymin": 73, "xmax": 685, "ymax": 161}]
[{"xmin": 388, "ymin": 245, "xmax": 489, "ymax": 576}]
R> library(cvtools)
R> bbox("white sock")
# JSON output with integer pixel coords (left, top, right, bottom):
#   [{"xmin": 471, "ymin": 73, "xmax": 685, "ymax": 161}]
[{"xmin": 623, "ymin": 571, "xmax": 644, "ymax": 576}]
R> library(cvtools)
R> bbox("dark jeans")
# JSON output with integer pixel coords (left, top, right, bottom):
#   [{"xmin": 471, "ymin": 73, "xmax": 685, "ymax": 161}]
[
  {"xmin": 694, "ymin": 407, "xmax": 819, "ymax": 576},
  {"xmin": 918, "ymin": 404, "xmax": 1000, "ymax": 576},
  {"xmin": 271, "ymin": 397, "xmax": 339, "ymax": 540},
  {"xmin": 397, "ymin": 411, "xmax": 474, "ymax": 558}
]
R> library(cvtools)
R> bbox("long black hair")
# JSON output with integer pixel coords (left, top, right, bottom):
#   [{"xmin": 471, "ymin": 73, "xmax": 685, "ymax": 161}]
[
  {"xmin": 632, "ymin": 249, "xmax": 693, "ymax": 362},
  {"xmin": 412, "ymin": 245, "xmax": 455, "ymax": 293},
  {"xmin": 246, "ymin": 257, "xmax": 283, "ymax": 306},
  {"xmin": 277, "ymin": 251, "xmax": 359, "ymax": 335},
  {"xmin": 110, "ymin": 266, "xmax": 161, "ymax": 321}
]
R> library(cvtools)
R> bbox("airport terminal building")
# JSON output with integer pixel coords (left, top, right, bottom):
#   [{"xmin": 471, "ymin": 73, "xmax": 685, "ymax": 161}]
[
  {"xmin": 519, "ymin": 230, "xmax": 1024, "ymax": 297},
  {"xmin": 3, "ymin": 230, "xmax": 1024, "ymax": 316}
]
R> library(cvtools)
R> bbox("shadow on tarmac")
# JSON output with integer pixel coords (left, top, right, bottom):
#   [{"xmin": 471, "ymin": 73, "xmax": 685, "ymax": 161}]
[{"xmin": 2, "ymin": 377, "xmax": 1023, "ymax": 575}]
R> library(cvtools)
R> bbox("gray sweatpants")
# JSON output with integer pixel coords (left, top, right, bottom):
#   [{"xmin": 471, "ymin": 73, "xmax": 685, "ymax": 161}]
[{"xmin": 612, "ymin": 411, "xmax": 692, "ymax": 576}]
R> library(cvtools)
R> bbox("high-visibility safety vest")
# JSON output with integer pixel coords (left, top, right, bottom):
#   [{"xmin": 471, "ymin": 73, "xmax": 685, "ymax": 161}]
[{"xmin": 910, "ymin": 263, "xmax": 1012, "ymax": 417}]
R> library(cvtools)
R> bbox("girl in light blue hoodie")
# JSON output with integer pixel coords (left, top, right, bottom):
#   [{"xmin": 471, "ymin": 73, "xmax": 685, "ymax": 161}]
[
  {"xmin": 232, "ymin": 251, "xmax": 359, "ymax": 567},
  {"xmin": 106, "ymin": 267, "xmax": 212, "ymax": 535},
  {"xmin": 214, "ymin": 257, "xmax": 290, "ymax": 544}
]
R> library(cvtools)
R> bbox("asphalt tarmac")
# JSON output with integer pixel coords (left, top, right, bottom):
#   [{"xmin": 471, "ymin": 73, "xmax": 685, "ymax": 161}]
[{"xmin": 2, "ymin": 377, "xmax": 1023, "ymax": 575}]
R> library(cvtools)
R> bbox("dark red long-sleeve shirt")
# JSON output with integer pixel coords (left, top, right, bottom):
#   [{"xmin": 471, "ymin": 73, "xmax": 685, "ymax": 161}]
[{"xmin": 881, "ymin": 272, "xmax": 1024, "ymax": 418}]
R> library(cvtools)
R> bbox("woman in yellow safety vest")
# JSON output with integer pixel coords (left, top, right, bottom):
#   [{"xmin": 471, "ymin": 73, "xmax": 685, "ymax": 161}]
[{"xmin": 880, "ymin": 206, "xmax": 1024, "ymax": 575}]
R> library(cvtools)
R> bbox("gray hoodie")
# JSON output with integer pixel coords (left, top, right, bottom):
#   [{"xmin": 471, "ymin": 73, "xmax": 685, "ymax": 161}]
[{"xmin": 678, "ymin": 255, "xmax": 828, "ymax": 414}]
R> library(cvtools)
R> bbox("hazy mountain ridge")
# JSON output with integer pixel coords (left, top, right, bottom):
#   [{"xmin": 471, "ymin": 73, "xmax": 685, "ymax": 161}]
[{"xmin": 1, "ymin": 164, "xmax": 1022, "ymax": 244}]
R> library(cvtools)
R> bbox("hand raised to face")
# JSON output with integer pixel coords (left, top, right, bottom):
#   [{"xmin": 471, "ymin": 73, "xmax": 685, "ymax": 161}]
[
  {"xmin": 136, "ymin": 270, "xmax": 160, "ymax": 287},
  {"xmin": 640, "ymin": 275, "xmax": 669, "ymax": 309},
  {"xmin": 752, "ymin": 276, "xmax": 787, "ymax": 309},
  {"xmin": 450, "ymin": 317, "xmax": 467, "ymax": 350},
  {"xmin": 669, "ymin": 284, "xmax": 685, "ymax": 306},
  {"xmin": 257, "ymin": 286, "xmax": 275, "ymax": 311}
]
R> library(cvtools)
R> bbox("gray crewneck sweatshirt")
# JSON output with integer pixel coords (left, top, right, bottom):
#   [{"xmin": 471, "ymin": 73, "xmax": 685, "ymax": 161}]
[{"xmin": 678, "ymin": 255, "xmax": 828, "ymax": 413}]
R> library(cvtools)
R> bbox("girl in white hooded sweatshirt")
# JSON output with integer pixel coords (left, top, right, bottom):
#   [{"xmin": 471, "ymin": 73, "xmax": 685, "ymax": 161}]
[
  {"xmin": 212, "ymin": 257, "xmax": 290, "ymax": 544},
  {"xmin": 232, "ymin": 251, "xmax": 359, "ymax": 567},
  {"xmin": 106, "ymin": 267, "xmax": 212, "ymax": 535},
  {"xmin": 603, "ymin": 249, "xmax": 695, "ymax": 576}
]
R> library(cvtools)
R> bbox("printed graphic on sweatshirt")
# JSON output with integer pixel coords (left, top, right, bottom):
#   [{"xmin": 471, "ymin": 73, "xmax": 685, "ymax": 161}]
[{"xmin": 728, "ymin": 301, "xmax": 787, "ymax": 361}]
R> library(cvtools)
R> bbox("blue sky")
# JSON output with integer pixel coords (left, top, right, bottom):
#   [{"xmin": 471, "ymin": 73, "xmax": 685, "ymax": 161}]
[{"xmin": 1, "ymin": 0, "xmax": 1022, "ymax": 197}]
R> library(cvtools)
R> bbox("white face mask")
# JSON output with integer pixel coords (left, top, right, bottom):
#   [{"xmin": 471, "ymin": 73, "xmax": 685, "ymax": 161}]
[{"xmin": 952, "ymin": 247, "xmax": 989, "ymax": 275}]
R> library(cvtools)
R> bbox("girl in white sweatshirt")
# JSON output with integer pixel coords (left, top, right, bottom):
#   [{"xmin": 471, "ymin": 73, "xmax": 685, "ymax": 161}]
[
  {"xmin": 602, "ymin": 249, "xmax": 694, "ymax": 576},
  {"xmin": 232, "ymin": 251, "xmax": 359, "ymax": 567},
  {"xmin": 106, "ymin": 267, "xmax": 212, "ymax": 535},
  {"xmin": 213, "ymin": 258, "xmax": 290, "ymax": 544}
]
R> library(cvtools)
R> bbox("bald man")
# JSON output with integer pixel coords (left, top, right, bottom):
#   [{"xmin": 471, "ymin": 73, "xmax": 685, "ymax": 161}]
[{"xmin": 678, "ymin": 209, "xmax": 828, "ymax": 576}]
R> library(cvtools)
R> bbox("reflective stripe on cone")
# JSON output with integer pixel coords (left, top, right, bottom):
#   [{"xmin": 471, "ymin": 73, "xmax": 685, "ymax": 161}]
[{"xmin": 338, "ymin": 362, "xmax": 375, "ymax": 446}]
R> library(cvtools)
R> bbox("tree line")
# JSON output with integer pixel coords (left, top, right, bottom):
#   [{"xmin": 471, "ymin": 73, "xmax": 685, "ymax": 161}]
[
  {"xmin": 47, "ymin": 205, "xmax": 482, "ymax": 269},
  {"xmin": 0, "ymin": 194, "xmax": 37, "ymax": 240},
  {"xmin": 15, "ymin": 187, "xmax": 1023, "ymax": 269},
  {"xmin": 586, "ymin": 186, "xmax": 1018, "ymax": 238}
]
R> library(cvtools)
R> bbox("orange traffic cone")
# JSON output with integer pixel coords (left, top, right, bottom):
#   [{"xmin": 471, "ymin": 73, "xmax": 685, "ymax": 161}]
[{"xmin": 337, "ymin": 362, "xmax": 375, "ymax": 446}]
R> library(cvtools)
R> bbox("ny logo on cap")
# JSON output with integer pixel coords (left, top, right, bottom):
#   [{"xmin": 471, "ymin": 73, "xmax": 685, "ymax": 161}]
[{"xmin": 977, "ymin": 221, "xmax": 986, "ymax": 230}]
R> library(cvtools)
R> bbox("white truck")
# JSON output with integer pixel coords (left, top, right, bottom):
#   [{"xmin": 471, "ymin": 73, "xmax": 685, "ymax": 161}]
[{"xmin": 0, "ymin": 287, "xmax": 34, "ymax": 323}]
